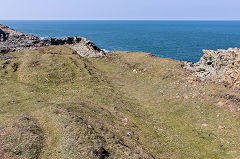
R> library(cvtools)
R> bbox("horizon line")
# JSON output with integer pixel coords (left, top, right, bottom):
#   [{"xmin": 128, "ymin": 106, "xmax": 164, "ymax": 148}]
[{"xmin": 1, "ymin": 19, "xmax": 240, "ymax": 21}]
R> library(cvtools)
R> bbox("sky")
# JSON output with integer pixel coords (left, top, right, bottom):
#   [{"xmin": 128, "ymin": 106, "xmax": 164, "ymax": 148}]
[{"xmin": 0, "ymin": 0, "xmax": 240, "ymax": 20}]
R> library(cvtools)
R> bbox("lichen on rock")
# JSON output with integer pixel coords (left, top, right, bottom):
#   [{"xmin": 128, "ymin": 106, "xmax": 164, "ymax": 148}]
[{"xmin": 185, "ymin": 48, "xmax": 240, "ymax": 88}]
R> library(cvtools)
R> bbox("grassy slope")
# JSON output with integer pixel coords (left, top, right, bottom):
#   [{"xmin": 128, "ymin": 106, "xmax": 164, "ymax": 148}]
[{"xmin": 0, "ymin": 46, "xmax": 240, "ymax": 159}]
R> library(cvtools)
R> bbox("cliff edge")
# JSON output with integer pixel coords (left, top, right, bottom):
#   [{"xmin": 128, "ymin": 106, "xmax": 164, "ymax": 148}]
[
  {"xmin": 0, "ymin": 24, "xmax": 105, "ymax": 57},
  {"xmin": 0, "ymin": 24, "xmax": 240, "ymax": 159}
]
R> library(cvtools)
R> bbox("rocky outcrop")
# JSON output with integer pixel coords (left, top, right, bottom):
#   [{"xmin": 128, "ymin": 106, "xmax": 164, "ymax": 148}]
[
  {"xmin": 0, "ymin": 24, "xmax": 43, "ymax": 53},
  {"xmin": 185, "ymin": 48, "xmax": 240, "ymax": 88},
  {"xmin": 69, "ymin": 37, "xmax": 105, "ymax": 58},
  {"xmin": 0, "ymin": 24, "xmax": 105, "ymax": 57},
  {"xmin": 50, "ymin": 36, "xmax": 105, "ymax": 57}
]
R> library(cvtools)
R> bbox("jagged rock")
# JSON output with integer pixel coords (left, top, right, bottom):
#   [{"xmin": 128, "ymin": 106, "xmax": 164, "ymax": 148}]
[
  {"xmin": 0, "ymin": 24, "xmax": 43, "ymax": 53},
  {"xmin": 0, "ymin": 24, "xmax": 105, "ymax": 58},
  {"xmin": 50, "ymin": 36, "xmax": 105, "ymax": 57},
  {"xmin": 185, "ymin": 48, "xmax": 240, "ymax": 88},
  {"xmin": 69, "ymin": 37, "xmax": 105, "ymax": 58},
  {"xmin": 225, "ymin": 56, "xmax": 240, "ymax": 87}
]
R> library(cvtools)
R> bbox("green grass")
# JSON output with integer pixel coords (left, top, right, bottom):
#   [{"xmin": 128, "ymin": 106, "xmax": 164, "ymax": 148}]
[{"xmin": 0, "ymin": 46, "xmax": 240, "ymax": 159}]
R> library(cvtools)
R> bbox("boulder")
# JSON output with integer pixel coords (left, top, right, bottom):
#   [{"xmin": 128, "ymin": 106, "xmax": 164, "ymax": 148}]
[
  {"xmin": 69, "ymin": 37, "xmax": 105, "ymax": 58},
  {"xmin": 185, "ymin": 48, "xmax": 240, "ymax": 88}
]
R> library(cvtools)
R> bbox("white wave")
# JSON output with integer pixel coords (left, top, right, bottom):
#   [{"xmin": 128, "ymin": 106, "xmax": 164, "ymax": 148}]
[
  {"xmin": 39, "ymin": 37, "xmax": 50, "ymax": 40},
  {"xmin": 102, "ymin": 49, "xmax": 110, "ymax": 53}
]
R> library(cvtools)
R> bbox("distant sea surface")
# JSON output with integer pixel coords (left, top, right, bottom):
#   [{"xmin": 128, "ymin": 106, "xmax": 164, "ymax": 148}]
[{"xmin": 1, "ymin": 20, "xmax": 240, "ymax": 62}]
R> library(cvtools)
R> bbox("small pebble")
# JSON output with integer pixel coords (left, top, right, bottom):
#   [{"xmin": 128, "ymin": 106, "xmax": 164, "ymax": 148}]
[
  {"xmin": 202, "ymin": 123, "xmax": 208, "ymax": 127},
  {"xmin": 218, "ymin": 125, "xmax": 224, "ymax": 129},
  {"xmin": 122, "ymin": 118, "xmax": 128, "ymax": 124}
]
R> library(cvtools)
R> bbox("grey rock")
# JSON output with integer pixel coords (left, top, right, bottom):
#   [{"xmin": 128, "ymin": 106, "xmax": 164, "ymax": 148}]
[
  {"xmin": 185, "ymin": 48, "xmax": 240, "ymax": 87},
  {"xmin": 0, "ymin": 24, "xmax": 105, "ymax": 58},
  {"xmin": 68, "ymin": 37, "xmax": 105, "ymax": 58},
  {"xmin": 0, "ymin": 24, "xmax": 45, "ymax": 53}
]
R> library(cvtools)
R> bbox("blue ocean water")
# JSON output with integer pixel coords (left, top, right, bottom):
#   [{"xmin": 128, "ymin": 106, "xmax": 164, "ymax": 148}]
[{"xmin": 1, "ymin": 20, "xmax": 240, "ymax": 62}]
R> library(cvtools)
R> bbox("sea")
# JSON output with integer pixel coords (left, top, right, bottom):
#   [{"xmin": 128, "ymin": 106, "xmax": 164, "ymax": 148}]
[{"xmin": 1, "ymin": 20, "xmax": 240, "ymax": 62}]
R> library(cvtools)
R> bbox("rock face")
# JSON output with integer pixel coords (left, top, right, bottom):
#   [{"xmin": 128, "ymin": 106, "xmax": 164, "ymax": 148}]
[
  {"xmin": 0, "ymin": 24, "xmax": 43, "ymax": 53},
  {"xmin": 185, "ymin": 48, "xmax": 240, "ymax": 88},
  {"xmin": 69, "ymin": 37, "xmax": 105, "ymax": 58},
  {"xmin": 50, "ymin": 37, "xmax": 105, "ymax": 57},
  {"xmin": 0, "ymin": 24, "xmax": 105, "ymax": 57}
]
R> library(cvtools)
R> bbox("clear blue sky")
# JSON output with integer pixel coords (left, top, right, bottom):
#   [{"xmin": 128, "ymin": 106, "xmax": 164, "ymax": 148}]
[{"xmin": 1, "ymin": 0, "xmax": 239, "ymax": 20}]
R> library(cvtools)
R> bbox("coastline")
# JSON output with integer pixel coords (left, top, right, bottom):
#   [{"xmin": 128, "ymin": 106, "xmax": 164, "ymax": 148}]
[
  {"xmin": 0, "ymin": 24, "xmax": 240, "ymax": 158},
  {"xmin": 1, "ymin": 23, "xmax": 240, "ymax": 88},
  {"xmin": 2, "ymin": 20, "xmax": 240, "ymax": 62}
]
